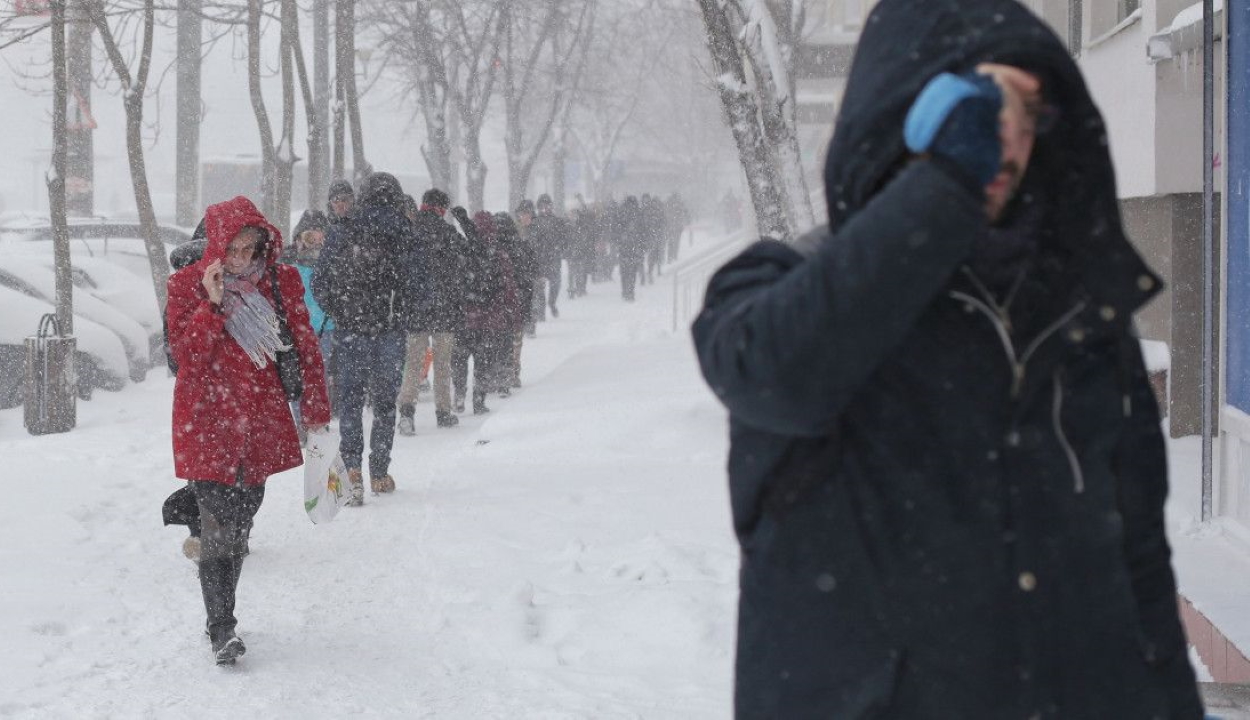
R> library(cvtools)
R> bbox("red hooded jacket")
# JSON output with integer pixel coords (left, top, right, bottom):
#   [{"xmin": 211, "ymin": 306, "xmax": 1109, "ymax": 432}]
[{"xmin": 167, "ymin": 197, "xmax": 331, "ymax": 486}]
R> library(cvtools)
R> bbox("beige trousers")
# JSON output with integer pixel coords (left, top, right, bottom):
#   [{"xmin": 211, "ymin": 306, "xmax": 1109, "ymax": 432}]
[
  {"xmin": 399, "ymin": 332, "xmax": 455, "ymax": 412},
  {"xmin": 510, "ymin": 331, "xmax": 524, "ymax": 384}
]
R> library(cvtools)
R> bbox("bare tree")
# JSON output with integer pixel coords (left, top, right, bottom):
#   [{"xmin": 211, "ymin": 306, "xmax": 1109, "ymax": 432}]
[
  {"xmin": 175, "ymin": 0, "xmax": 201, "ymax": 227},
  {"xmin": 447, "ymin": 0, "xmax": 505, "ymax": 211},
  {"xmin": 726, "ymin": 0, "xmax": 814, "ymax": 229},
  {"xmin": 66, "ymin": 0, "xmax": 95, "ymax": 217},
  {"xmin": 370, "ymin": 0, "xmax": 455, "ymax": 193},
  {"xmin": 334, "ymin": 0, "xmax": 369, "ymax": 183},
  {"xmin": 50, "ymin": 0, "xmax": 74, "ymax": 335},
  {"xmin": 564, "ymin": 2, "xmax": 679, "ymax": 202},
  {"xmin": 500, "ymin": 0, "xmax": 593, "ymax": 211},
  {"xmin": 289, "ymin": 0, "xmax": 325, "ymax": 212},
  {"xmin": 309, "ymin": 0, "xmax": 330, "ymax": 207},
  {"xmin": 85, "ymin": 0, "xmax": 171, "ymax": 312},
  {"xmin": 245, "ymin": 0, "xmax": 278, "ymax": 217},
  {"xmin": 695, "ymin": 0, "xmax": 790, "ymax": 240}
]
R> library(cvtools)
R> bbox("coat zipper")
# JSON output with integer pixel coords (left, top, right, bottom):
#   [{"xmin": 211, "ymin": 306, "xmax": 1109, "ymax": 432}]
[
  {"xmin": 1052, "ymin": 370, "xmax": 1085, "ymax": 494},
  {"xmin": 950, "ymin": 271, "xmax": 1089, "ymax": 495}
]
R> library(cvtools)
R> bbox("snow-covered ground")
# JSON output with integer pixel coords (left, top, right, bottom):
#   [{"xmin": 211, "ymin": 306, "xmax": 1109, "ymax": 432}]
[
  {"xmin": 0, "ymin": 230, "xmax": 739, "ymax": 718},
  {"xmin": 4, "ymin": 224, "xmax": 1246, "ymax": 718}
]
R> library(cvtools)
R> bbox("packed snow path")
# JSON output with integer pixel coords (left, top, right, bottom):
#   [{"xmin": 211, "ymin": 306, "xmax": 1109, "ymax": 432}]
[{"xmin": 0, "ymin": 230, "xmax": 739, "ymax": 718}]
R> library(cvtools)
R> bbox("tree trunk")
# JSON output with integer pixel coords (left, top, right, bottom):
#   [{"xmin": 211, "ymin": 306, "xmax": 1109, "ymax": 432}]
[
  {"xmin": 552, "ymin": 126, "xmax": 566, "ymax": 214},
  {"xmin": 247, "ymin": 0, "xmax": 277, "ymax": 218},
  {"xmin": 175, "ymin": 0, "xmax": 202, "ymax": 227},
  {"xmin": 274, "ymin": 0, "xmax": 298, "ymax": 239},
  {"xmin": 695, "ymin": 0, "xmax": 790, "ymax": 240},
  {"xmin": 87, "ymin": 0, "xmax": 169, "ymax": 313},
  {"xmin": 291, "ymin": 1, "xmax": 321, "ymax": 217},
  {"xmin": 339, "ymin": 0, "xmax": 369, "ymax": 182},
  {"xmin": 50, "ymin": 0, "xmax": 73, "ymax": 335},
  {"xmin": 310, "ymin": 0, "xmax": 330, "ymax": 208},
  {"xmin": 447, "ymin": 92, "xmax": 461, "ymax": 202},
  {"xmin": 333, "ymin": 0, "xmax": 349, "ymax": 182},
  {"xmin": 463, "ymin": 122, "xmax": 487, "ymax": 214},
  {"xmin": 65, "ymin": 0, "xmax": 94, "ymax": 218},
  {"xmin": 737, "ymin": 0, "xmax": 813, "ymax": 229}
]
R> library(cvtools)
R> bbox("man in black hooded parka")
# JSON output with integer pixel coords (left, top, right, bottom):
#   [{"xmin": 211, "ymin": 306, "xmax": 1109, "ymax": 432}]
[{"xmin": 692, "ymin": 1, "xmax": 1203, "ymax": 718}]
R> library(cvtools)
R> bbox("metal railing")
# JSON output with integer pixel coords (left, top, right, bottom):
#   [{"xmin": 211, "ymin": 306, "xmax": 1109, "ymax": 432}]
[{"xmin": 670, "ymin": 228, "xmax": 752, "ymax": 333}]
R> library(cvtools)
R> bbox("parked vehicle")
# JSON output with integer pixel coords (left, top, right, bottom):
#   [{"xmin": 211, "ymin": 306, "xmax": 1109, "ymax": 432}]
[
  {"xmin": 0, "ymin": 285, "xmax": 129, "ymax": 409},
  {"xmin": 8, "ymin": 255, "xmax": 165, "ymax": 362},
  {"xmin": 0, "ymin": 257, "xmax": 151, "ymax": 381},
  {"xmin": 0, "ymin": 217, "xmax": 191, "ymax": 281}
]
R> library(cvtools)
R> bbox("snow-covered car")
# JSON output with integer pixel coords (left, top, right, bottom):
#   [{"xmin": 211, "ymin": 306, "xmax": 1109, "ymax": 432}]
[
  {"xmin": 0, "ymin": 257, "xmax": 151, "ymax": 382},
  {"xmin": 0, "ymin": 218, "xmax": 191, "ymax": 281},
  {"xmin": 6, "ymin": 255, "xmax": 165, "ymax": 362},
  {"xmin": 0, "ymin": 285, "xmax": 129, "ymax": 409}
]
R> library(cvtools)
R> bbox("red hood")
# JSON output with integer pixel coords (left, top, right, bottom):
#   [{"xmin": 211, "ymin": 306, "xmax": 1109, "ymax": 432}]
[{"xmin": 199, "ymin": 196, "xmax": 284, "ymax": 268}]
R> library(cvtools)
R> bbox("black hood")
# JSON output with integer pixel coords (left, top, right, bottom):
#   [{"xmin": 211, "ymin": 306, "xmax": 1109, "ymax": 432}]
[
  {"xmin": 358, "ymin": 172, "xmax": 405, "ymax": 210},
  {"xmin": 827, "ymin": 0, "xmax": 1157, "ymax": 312}
]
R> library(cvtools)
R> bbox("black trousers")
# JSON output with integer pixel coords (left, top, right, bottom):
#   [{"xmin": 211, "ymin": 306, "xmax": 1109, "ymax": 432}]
[
  {"xmin": 191, "ymin": 479, "xmax": 265, "ymax": 643},
  {"xmin": 620, "ymin": 258, "xmax": 641, "ymax": 300},
  {"xmin": 453, "ymin": 330, "xmax": 509, "ymax": 400}
]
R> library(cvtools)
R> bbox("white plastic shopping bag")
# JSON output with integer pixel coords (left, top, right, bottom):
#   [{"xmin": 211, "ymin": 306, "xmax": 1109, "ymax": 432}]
[{"xmin": 303, "ymin": 427, "xmax": 349, "ymax": 524}]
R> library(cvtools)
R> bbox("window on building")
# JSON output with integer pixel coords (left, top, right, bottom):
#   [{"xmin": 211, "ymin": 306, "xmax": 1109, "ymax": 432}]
[{"xmin": 1088, "ymin": 0, "xmax": 1140, "ymax": 41}]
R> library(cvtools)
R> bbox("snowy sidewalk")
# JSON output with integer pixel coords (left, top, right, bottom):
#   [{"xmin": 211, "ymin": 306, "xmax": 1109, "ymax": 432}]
[{"xmin": 0, "ymin": 239, "xmax": 738, "ymax": 718}]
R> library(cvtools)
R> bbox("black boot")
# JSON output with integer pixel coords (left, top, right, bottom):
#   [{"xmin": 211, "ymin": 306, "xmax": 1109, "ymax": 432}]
[
  {"xmin": 473, "ymin": 392, "xmax": 490, "ymax": 415},
  {"xmin": 200, "ymin": 556, "xmax": 246, "ymax": 665},
  {"xmin": 436, "ymin": 410, "xmax": 460, "ymax": 428}
]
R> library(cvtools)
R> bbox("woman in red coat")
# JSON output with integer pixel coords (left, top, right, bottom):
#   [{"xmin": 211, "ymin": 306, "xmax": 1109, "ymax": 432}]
[{"xmin": 166, "ymin": 196, "xmax": 330, "ymax": 665}]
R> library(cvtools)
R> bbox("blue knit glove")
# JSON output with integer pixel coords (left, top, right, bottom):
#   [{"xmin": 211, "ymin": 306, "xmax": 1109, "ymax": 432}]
[{"xmin": 904, "ymin": 72, "xmax": 1004, "ymax": 187}]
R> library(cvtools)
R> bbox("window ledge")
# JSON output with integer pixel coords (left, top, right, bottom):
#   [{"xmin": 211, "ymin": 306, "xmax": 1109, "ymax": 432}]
[{"xmin": 1086, "ymin": 8, "xmax": 1144, "ymax": 51}]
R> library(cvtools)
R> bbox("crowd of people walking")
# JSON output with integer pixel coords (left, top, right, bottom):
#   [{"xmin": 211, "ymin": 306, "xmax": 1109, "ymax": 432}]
[{"xmin": 164, "ymin": 174, "xmax": 692, "ymax": 665}]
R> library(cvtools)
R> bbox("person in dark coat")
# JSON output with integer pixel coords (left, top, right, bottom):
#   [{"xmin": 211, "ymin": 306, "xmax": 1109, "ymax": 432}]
[
  {"xmin": 691, "ymin": 1, "xmax": 1204, "ymax": 718},
  {"xmin": 450, "ymin": 210, "xmax": 521, "ymax": 412},
  {"xmin": 640, "ymin": 194, "xmax": 665, "ymax": 284},
  {"xmin": 595, "ymin": 199, "xmax": 620, "ymax": 282},
  {"xmin": 568, "ymin": 202, "xmax": 598, "ymax": 299},
  {"xmin": 528, "ymin": 194, "xmax": 572, "ymax": 318},
  {"xmin": 313, "ymin": 172, "xmax": 425, "ymax": 502},
  {"xmin": 665, "ymin": 193, "xmax": 690, "ymax": 260},
  {"xmin": 496, "ymin": 212, "xmax": 535, "ymax": 388},
  {"xmin": 397, "ymin": 188, "xmax": 466, "ymax": 427},
  {"xmin": 326, "ymin": 180, "xmax": 355, "ymax": 226},
  {"xmin": 616, "ymin": 196, "xmax": 645, "ymax": 302},
  {"xmin": 167, "ymin": 196, "xmax": 331, "ymax": 665}
]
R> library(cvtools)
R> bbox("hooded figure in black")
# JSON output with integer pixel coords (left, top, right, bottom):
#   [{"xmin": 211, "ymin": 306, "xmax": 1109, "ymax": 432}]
[{"xmin": 692, "ymin": 2, "xmax": 1203, "ymax": 718}]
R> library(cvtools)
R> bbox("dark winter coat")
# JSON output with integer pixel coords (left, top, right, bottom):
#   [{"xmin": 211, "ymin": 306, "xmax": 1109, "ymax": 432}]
[
  {"xmin": 495, "ymin": 214, "xmax": 537, "ymax": 328},
  {"xmin": 529, "ymin": 212, "xmax": 572, "ymax": 277},
  {"xmin": 570, "ymin": 210, "xmax": 599, "ymax": 264},
  {"xmin": 410, "ymin": 208, "xmax": 468, "ymax": 332},
  {"xmin": 167, "ymin": 196, "xmax": 331, "ymax": 486},
  {"xmin": 465, "ymin": 211, "xmax": 523, "ymax": 332},
  {"xmin": 615, "ymin": 200, "xmax": 646, "ymax": 262},
  {"xmin": 691, "ymin": 2, "xmax": 1203, "ymax": 718},
  {"xmin": 312, "ymin": 173, "xmax": 429, "ymax": 336}
]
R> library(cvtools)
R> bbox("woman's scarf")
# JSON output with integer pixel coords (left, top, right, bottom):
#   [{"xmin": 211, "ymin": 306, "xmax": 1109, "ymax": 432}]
[{"xmin": 221, "ymin": 260, "xmax": 291, "ymax": 368}]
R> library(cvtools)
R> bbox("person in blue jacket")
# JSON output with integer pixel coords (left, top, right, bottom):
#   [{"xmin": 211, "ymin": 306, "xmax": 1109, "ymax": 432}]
[
  {"xmin": 289, "ymin": 209, "xmax": 336, "ymax": 416},
  {"xmin": 692, "ymin": 1, "xmax": 1203, "ymax": 717}
]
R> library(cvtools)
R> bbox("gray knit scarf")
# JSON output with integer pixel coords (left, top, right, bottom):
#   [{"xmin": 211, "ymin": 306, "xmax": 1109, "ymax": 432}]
[{"xmin": 222, "ymin": 260, "xmax": 291, "ymax": 368}]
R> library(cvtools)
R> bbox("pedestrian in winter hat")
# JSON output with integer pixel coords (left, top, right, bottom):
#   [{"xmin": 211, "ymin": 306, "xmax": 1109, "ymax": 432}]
[
  {"xmin": 326, "ymin": 180, "xmax": 355, "ymax": 223},
  {"xmin": 692, "ymin": 0, "xmax": 1203, "ymax": 717},
  {"xmin": 313, "ymin": 172, "xmax": 426, "ymax": 500},
  {"xmin": 166, "ymin": 196, "xmax": 331, "ymax": 666}
]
